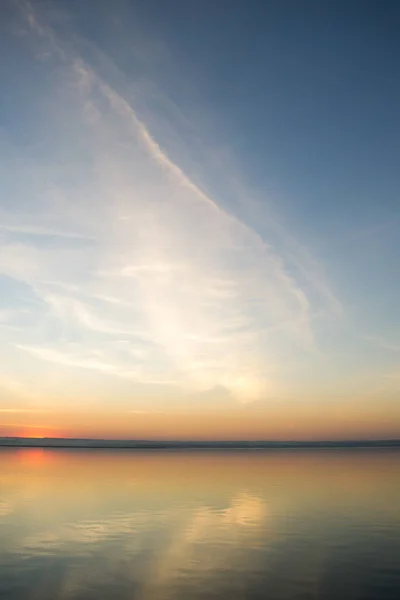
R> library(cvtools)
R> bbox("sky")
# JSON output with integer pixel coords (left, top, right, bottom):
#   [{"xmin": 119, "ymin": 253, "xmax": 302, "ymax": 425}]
[{"xmin": 0, "ymin": 0, "xmax": 399, "ymax": 440}]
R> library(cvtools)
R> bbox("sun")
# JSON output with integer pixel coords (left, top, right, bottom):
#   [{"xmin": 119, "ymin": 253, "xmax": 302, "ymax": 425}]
[{"xmin": 15, "ymin": 426, "xmax": 64, "ymax": 439}]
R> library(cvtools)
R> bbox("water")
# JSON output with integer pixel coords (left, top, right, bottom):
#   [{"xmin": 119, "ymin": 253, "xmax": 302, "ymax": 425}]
[{"xmin": 0, "ymin": 449, "xmax": 399, "ymax": 600}]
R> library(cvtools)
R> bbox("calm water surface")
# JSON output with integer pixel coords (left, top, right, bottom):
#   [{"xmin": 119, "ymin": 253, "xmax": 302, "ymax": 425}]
[{"xmin": 0, "ymin": 449, "xmax": 399, "ymax": 600}]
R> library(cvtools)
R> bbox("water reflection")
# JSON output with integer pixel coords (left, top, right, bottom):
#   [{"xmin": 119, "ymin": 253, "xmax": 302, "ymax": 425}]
[{"xmin": 0, "ymin": 449, "xmax": 399, "ymax": 599}]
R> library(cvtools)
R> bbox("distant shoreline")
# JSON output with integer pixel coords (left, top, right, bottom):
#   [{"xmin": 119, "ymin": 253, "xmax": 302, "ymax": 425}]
[{"xmin": 0, "ymin": 438, "xmax": 399, "ymax": 450}]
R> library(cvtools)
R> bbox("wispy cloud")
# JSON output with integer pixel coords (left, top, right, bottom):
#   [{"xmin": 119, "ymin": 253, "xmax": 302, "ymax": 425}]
[
  {"xmin": 16, "ymin": 344, "xmax": 125, "ymax": 376},
  {"xmin": 365, "ymin": 335, "xmax": 400, "ymax": 353},
  {"xmin": 0, "ymin": 1, "xmax": 342, "ymax": 404},
  {"xmin": 0, "ymin": 220, "xmax": 94, "ymax": 241},
  {"xmin": 15, "ymin": 342, "xmax": 180, "ymax": 387}
]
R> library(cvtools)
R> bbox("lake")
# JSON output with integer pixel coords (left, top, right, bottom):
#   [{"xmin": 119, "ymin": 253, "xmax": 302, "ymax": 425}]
[{"xmin": 0, "ymin": 448, "xmax": 399, "ymax": 599}]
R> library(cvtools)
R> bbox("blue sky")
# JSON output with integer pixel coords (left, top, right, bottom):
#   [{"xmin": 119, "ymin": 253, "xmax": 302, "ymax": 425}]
[{"xmin": 0, "ymin": 0, "xmax": 399, "ymax": 439}]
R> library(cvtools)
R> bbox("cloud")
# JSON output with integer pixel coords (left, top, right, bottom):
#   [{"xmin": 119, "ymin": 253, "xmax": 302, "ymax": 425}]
[
  {"xmin": 15, "ymin": 342, "xmax": 180, "ymax": 387},
  {"xmin": 16, "ymin": 344, "xmax": 125, "ymax": 375},
  {"xmin": 0, "ymin": 374, "xmax": 41, "ymax": 402},
  {"xmin": 0, "ymin": 1, "xmax": 342, "ymax": 404},
  {"xmin": 0, "ymin": 220, "xmax": 94, "ymax": 241},
  {"xmin": 365, "ymin": 335, "xmax": 400, "ymax": 353}
]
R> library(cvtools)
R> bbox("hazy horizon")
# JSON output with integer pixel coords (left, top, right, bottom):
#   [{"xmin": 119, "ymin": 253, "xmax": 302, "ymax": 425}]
[{"xmin": 1, "ymin": 435, "xmax": 399, "ymax": 445}]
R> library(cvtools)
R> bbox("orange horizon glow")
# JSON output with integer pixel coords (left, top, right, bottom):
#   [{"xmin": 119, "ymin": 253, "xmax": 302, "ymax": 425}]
[
  {"xmin": 1, "ymin": 406, "xmax": 399, "ymax": 442},
  {"xmin": 7, "ymin": 426, "xmax": 71, "ymax": 440}
]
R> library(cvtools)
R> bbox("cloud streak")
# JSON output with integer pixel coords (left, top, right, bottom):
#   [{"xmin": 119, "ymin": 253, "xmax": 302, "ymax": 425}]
[{"xmin": 0, "ymin": 1, "xmax": 342, "ymax": 406}]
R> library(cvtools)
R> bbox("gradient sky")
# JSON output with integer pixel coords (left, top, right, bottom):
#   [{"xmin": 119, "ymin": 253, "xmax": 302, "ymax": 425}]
[{"xmin": 0, "ymin": 0, "xmax": 399, "ymax": 440}]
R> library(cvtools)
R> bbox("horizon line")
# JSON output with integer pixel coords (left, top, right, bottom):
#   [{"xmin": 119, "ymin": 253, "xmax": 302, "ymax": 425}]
[{"xmin": 0, "ymin": 437, "xmax": 399, "ymax": 449}]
